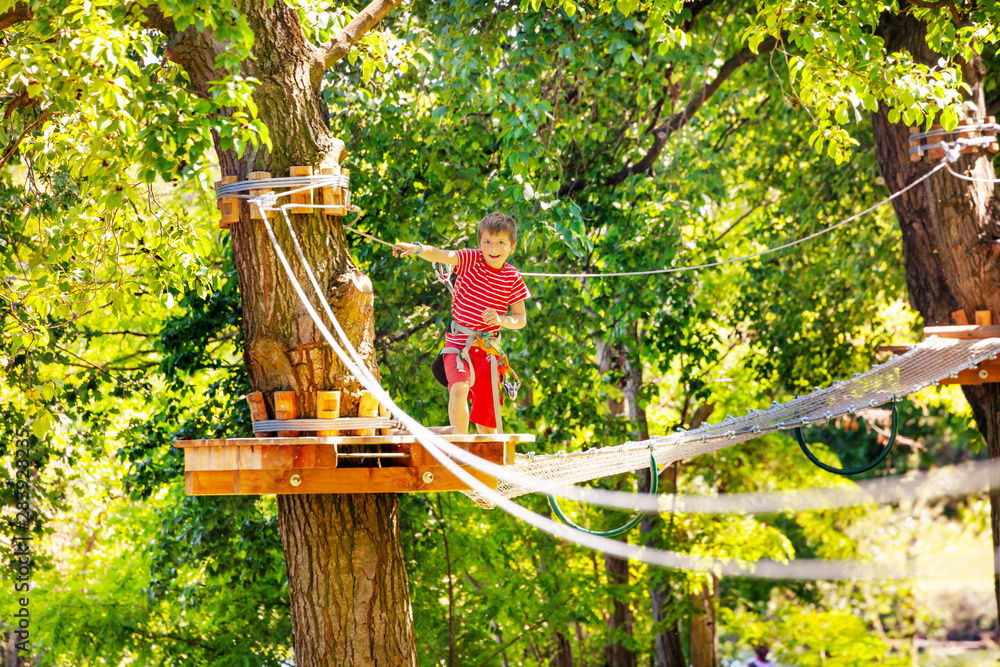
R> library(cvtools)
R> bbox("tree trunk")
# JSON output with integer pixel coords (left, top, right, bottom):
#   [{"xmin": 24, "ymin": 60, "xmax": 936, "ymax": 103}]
[
  {"xmin": 689, "ymin": 578, "xmax": 718, "ymax": 667},
  {"xmin": 873, "ymin": 11, "xmax": 1000, "ymax": 621},
  {"xmin": 604, "ymin": 553, "xmax": 638, "ymax": 667},
  {"xmin": 156, "ymin": 3, "xmax": 417, "ymax": 664}
]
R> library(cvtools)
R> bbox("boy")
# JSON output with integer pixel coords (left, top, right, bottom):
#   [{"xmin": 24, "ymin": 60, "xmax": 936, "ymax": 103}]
[{"xmin": 393, "ymin": 212, "xmax": 530, "ymax": 434}]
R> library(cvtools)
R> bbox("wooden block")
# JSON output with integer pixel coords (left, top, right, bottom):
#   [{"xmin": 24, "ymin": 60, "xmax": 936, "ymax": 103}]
[
  {"xmin": 923, "ymin": 325, "xmax": 1000, "ymax": 340},
  {"xmin": 274, "ymin": 390, "xmax": 299, "ymax": 438},
  {"xmin": 289, "ymin": 165, "xmax": 313, "ymax": 213},
  {"xmin": 321, "ymin": 166, "xmax": 343, "ymax": 216},
  {"xmin": 316, "ymin": 390, "xmax": 341, "ymax": 437},
  {"xmin": 315, "ymin": 444, "xmax": 339, "ymax": 468},
  {"xmin": 927, "ymin": 124, "xmax": 945, "ymax": 161},
  {"xmin": 227, "ymin": 465, "xmax": 498, "ymax": 496},
  {"xmin": 952, "ymin": 309, "xmax": 970, "ymax": 325},
  {"xmin": 248, "ymin": 171, "xmax": 273, "ymax": 220},
  {"xmin": 975, "ymin": 310, "xmax": 992, "ymax": 326},
  {"xmin": 987, "ymin": 116, "xmax": 998, "ymax": 153},
  {"xmin": 357, "ymin": 391, "xmax": 380, "ymax": 436},
  {"xmin": 246, "ymin": 392, "xmax": 270, "ymax": 438},
  {"xmin": 379, "ymin": 402, "xmax": 392, "ymax": 435},
  {"xmin": 219, "ymin": 175, "xmax": 239, "ymax": 227},
  {"xmin": 908, "ymin": 127, "xmax": 922, "ymax": 163}
]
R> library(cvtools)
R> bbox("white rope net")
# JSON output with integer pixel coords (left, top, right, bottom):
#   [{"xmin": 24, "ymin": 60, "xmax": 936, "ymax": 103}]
[{"xmin": 477, "ymin": 336, "xmax": 1000, "ymax": 503}]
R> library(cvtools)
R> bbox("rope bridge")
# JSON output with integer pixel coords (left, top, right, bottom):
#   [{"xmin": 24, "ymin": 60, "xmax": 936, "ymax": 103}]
[{"xmin": 465, "ymin": 336, "xmax": 1000, "ymax": 505}]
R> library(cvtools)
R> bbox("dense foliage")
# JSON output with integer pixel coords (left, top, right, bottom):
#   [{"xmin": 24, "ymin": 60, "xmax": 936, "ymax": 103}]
[{"xmin": 2, "ymin": 0, "xmax": 998, "ymax": 665}]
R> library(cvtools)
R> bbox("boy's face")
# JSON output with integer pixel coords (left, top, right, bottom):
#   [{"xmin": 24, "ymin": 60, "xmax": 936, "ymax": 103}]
[{"xmin": 478, "ymin": 230, "xmax": 515, "ymax": 269}]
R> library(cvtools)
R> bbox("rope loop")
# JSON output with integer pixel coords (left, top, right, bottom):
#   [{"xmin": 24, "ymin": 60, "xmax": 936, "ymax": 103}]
[
  {"xmin": 794, "ymin": 401, "xmax": 899, "ymax": 476},
  {"xmin": 548, "ymin": 446, "xmax": 659, "ymax": 538}
]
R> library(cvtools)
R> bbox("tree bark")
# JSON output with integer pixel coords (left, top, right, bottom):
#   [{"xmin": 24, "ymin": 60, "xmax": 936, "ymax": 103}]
[
  {"xmin": 873, "ymin": 11, "xmax": 1000, "ymax": 621},
  {"xmin": 688, "ymin": 578, "xmax": 718, "ymax": 667},
  {"xmin": 156, "ymin": 2, "xmax": 417, "ymax": 664},
  {"xmin": 604, "ymin": 553, "xmax": 638, "ymax": 667}
]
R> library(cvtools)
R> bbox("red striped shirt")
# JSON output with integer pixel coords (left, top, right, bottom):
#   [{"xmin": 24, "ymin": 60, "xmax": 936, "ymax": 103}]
[{"xmin": 445, "ymin": 248, "xmax": 531, "ymax": 347}]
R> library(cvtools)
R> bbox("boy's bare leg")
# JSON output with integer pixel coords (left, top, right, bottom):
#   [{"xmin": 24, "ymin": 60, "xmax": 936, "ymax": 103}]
[
  {"xmin": 448, "ymin": 382, "xmax": 471, "ymax": 434},
  {"xmin": 474, "ymin": 423, "xmax": 497, "ymax": 435}
]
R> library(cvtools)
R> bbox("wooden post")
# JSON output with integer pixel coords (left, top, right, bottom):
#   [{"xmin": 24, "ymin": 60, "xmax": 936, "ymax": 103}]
[
  {"xmin": 927, "ymin": 124, "xmax": 945, "ymax": 161},
  {"xmin": 289, "ymin": 165, "xmax": 313, "ymax": 213},
  {"xmin": 952, "ymin": 309, "xmax": 970, "ymax": 325},
  {"xmin": 379, "ymin": 403, "xmax": 392, "ymax": 435},
  {"xmin": 341, "ymin": 168, "xmax": 351, "ymax": 211},
  {"xmin": 357, "ymin": 391, "xmax": 380, "ymax": 436},
  {"xmin": 975, "ymin": 310, "xmax": 993, "ymax": 326},
  {"xmin": 320, "ymin": 166, "xmax": 344, "ymax": 216},
  {"xmin": 248, "ymin": 171, "xmax": 273, "ymax": 220},
  {"xmin": 987, "ymin": 116, "xmax": 999, "ymax": 153},
  {"xmin": 960, "ymin": 112, "xmax": 978, "ymax": 154},
  {"xmin": 317, "ymin": 390, "xmax": 341, "ymax": 437},
  {"xmin": 908, "ymin": 127, "xmax": 922, "ymax": 163},
  {"xmin": 274, "ymin": 391, "xmax": 299, "ymax": 437},
  {"xmin": 246, "ymin": 392, "xmax": 269, "ymax": 438},
  {"xmin": 219, "ymin": 175, "xmax": 239, "ymax": 228}
]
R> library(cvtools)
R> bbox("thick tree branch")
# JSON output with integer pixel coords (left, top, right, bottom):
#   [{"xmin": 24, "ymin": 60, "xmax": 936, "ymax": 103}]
[
  {"xmin": 312, "ymin": 0, "xmax": 404, "ymax": 82},
  {"xmin": 0, "ymin": 3, "xmax": 32, "ymax": 30},
  {"xmin": 604, "ymin": 36, "xmax": 777, "ymax": 188}
]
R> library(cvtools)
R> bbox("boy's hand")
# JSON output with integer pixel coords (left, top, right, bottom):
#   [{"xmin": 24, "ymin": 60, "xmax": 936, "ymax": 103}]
[
  {"xmin": 393, "ymin": 242, "xmax": 422, "ymax": 258},
  {"xmin": 482, "ymin": 308, "xmax": 502, "ymax": 327}
]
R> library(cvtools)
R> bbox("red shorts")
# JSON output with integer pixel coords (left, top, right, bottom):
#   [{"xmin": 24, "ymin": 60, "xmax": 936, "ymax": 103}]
[{"xmin": 444, "ymin": 348, "xmax": 504, "ymax": 428}]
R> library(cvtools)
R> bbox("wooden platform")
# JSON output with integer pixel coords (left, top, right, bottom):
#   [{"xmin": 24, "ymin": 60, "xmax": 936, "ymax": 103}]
[{"xmin": 173, "ymin": 434, "xmax": 535, "ymax": 496}]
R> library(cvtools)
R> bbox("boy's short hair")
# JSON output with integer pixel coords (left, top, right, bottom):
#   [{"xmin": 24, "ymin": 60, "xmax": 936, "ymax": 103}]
[{"xmin": 478, "ymin": 212, "xmax": 518, "ymax": 245}]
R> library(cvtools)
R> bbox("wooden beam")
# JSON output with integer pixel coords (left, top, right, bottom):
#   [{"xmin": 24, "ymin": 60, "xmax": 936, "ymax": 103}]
[
  {"xmin": 173, "ymin": 433, "xmax": 536, "ymax": 449},
  {"xmin": 185, "ymin": 465, "xmax": 499, "ymax": 496},
  {"xmin": 938, "ymin": 359, "xmax": 1000, "ymax": 386},
  {"xmin": 248, "ymin": 171, "xmax": 272, "ymax": 220},
  {"xmin": 952, "ymin": 309, "xmax": 969, "ymax": 325},
  {"xmin": 975, "ymin": 310, "xmax": 992, "ymax": 326},
  {"xmin": 289, "ymin": 166, "xmax": 313, "ymax": 213},
  {"xmin": 923, "ymin": 325, "xmax": 1000, "ymax": 340},
  {"xmin": 357, "ymin": 391, "xmax": 380, "ymax": 436},
  {"xmin": 316, "ymin": 390, "xmax": 341, "ymax": 437}
]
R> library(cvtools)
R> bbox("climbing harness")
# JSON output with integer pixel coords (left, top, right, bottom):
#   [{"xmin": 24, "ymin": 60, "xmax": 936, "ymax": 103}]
[
  {"xmin": 794, "ymin": 402, "xmax": 899, "ymax": 476},
  {"xmin": 441, "ymin": 321, "xmax": 521, "ymax": 434},
  {"xmin": 548, "ymin": 446, "xmax": 659, "ymax": 537}
]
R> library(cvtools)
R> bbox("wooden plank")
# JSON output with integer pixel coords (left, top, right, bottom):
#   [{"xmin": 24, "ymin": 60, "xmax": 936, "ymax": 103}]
[
  {"xmin": 238, "ymin": 445, "xmax": 261, "ymax": 470},
  {"xmin": 316, "ymin": 390, "xmax": 341, "ymax": 437},
  {"xmin": 908, "ymin": 127, "xmax": 922, "ymax": 163},
  {"xmin": 357, "ymin": 392, "xmax": 381, "ymax": 436},
  {"xmin": 274, "ymin": 390, "xmax": 299, "ymax": 437},
  {"xmin": 186, "ymin": 470, "xmax": 239, "ymax": 495},
  {"xmin": 248, "ymin": 171, "xmax": 272, "ymax": 220},
  {"xmin": 289, "ymin": 166, "xmax": 313, "ymax": 213},
  {"xmin": 975, "ymin": 310, "xmax": 992, "ymax": 326},
  {"xmin": 927, "ymin": 124, "xmax": 945, "ymax": 160},
  {"xmin": 219, "ymin": 175, "xmax": 239, "ymax": 228},
  {"xmin": 173, "ymin": 433, "xmax": 536, "ymax": 449},
  {"xmin": 960, "ymin": 113, "xmax": 979, "ymax": 154},
  {"xmin": 923, "ymin": 325, "xmax": 1000, "ymax": 340},
  {"xmin": 184, "ymin": 445, "xmax": 238, "ymax": 472},
  {"xmin": 379, "ymin": 402, "xmax": 392, "ymax": 436},
  {"xmin": 223, "ymin": 465, "xmax": 498, "ymax": 496},
  {"xmin": 246, "ymin": 392, "xmax": 269, "ymax": 438},
  {"xmin": 320, "ymin": 166, "xmax": 344, "ymax": 216},
  {"xmin": 952, "ymin": 309, "xmax": 969, "ymax": 326}
]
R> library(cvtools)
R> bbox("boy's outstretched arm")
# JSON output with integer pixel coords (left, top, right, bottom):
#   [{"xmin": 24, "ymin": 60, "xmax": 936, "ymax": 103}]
[
  {"xmin": 483, "ymin": 300, "xmax": 527, "ymax": 330},
  {"xmin": 392, "ymin": 242, "xmax": 459, "ymax": 266}
]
